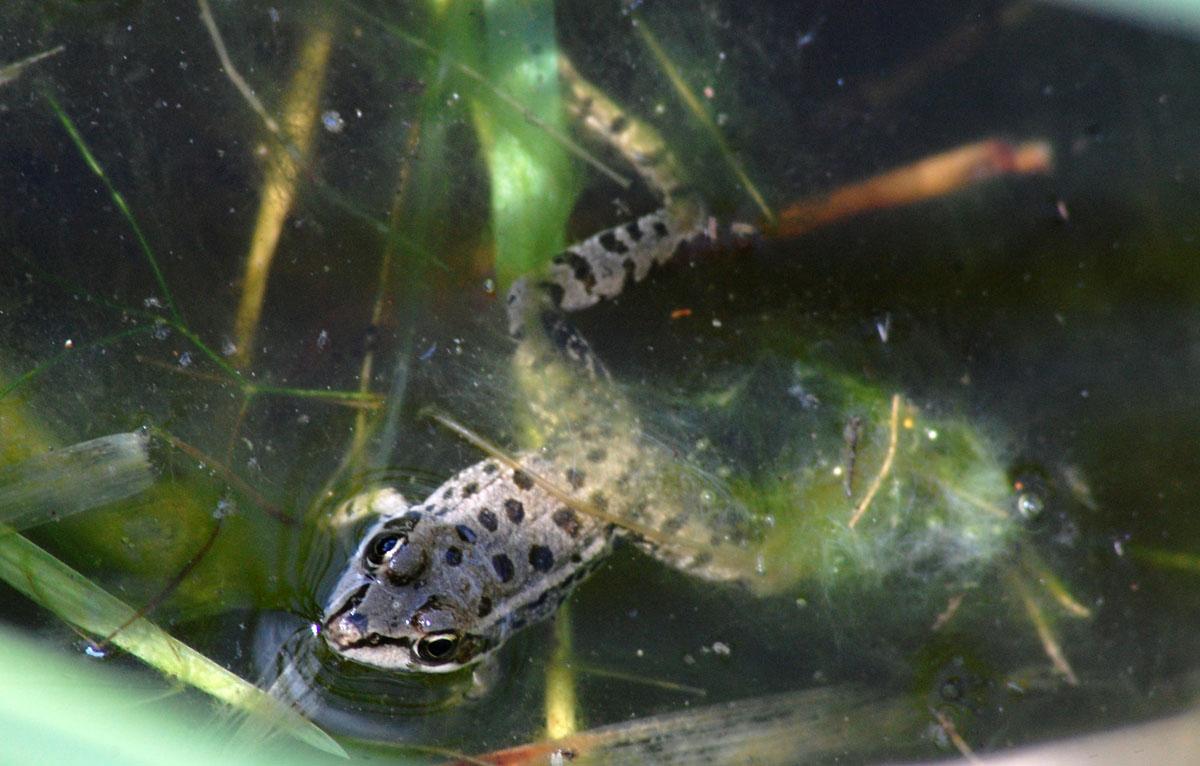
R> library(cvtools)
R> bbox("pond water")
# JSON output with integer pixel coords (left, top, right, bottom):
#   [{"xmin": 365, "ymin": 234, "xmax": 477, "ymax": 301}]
[{"xmin": 2, "ymin": 1, "xmax": 1200, "ymax": 763}]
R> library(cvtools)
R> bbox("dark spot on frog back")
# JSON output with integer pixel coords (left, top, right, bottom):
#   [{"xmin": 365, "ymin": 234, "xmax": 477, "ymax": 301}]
[
  {"xmin": 504, "ymin": 498, "xmax": 524, "ymax": 524},
  {"xmin": 455, "ymin": 524, "xmax": 477, "ymax": 543},
  {"xmin": 492, "ymin": 553, "xmax": 515, "ymax": 582},
  {"xmin": 477, "ymin": 509, "xmax": 499, "ymax": 532},
  {"xmin": 565, "ymin": 468, "xmax": 585, "ymax": 490},
  {"xmin": 529, "ymin": 544, "xmax": 554, "ymax": 572},
  {"xmin": 553, "ymin": 507, "xmax": 581, "ymax": 537},
  {"xmin": 512, "ymin": 470, "xmax": 535, "ymax": 491}
]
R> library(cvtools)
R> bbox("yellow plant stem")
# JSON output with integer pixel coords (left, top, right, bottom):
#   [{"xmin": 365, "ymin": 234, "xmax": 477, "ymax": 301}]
[{"xmin": 231, "ymin": 9, "xmax": 335, "ymax": 365}]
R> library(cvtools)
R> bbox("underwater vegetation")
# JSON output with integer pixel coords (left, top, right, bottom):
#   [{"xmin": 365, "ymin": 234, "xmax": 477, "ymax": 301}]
[{"xmin": 2, "ymin": 1, "xmax": 1200, "ymax": 763}]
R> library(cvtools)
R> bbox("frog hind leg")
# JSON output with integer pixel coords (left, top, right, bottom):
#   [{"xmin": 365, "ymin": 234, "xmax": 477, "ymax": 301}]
[{"xmin": 506, "ymin": 201, "xmax": 714, "ymax": 336}]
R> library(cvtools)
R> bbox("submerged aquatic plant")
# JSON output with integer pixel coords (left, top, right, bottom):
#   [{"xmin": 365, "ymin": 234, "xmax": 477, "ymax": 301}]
[{"xmin": 0, "ymin": 1, "xmax": 1115, "ymax": 763}]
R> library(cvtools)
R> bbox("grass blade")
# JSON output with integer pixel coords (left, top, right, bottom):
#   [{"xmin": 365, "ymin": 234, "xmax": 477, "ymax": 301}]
[
  {"xmin": 0, "ymin": 523, "xmax": 345, "ymax": 757},
  {"xmin": 0, "ymin": 431, "xmax": 154, "ymax": 530}
]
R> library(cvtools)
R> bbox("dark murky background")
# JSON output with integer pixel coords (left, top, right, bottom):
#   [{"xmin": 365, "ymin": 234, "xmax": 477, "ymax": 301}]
[{"xmin": 2, "ymin": 0, "xmax": 1199, "ymax": 761}]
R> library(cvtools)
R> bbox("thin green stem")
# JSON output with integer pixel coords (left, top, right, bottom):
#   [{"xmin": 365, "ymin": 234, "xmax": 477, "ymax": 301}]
[{"xmin": 42, "ymin": 89, "xmax": 186, "ymax": 326}]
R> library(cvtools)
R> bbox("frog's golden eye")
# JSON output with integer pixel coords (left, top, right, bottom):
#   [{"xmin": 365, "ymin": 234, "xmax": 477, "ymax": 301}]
[
  {"xmin": 365, "ymin": 533, "xmax": 402, "ymax": 567},
  {"xmin": 415, "ymin": 631, "xmax": 461, "ymax": 664}
]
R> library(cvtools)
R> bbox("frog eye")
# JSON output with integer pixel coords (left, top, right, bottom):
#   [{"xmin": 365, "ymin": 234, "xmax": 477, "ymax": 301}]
[
  {"xmin": 415, "ymin": 631, "xmax": 461, "ymax": 665},
  {"xmin": 365, "ymin": 533, "xmax": 402, "ymax": 567}
]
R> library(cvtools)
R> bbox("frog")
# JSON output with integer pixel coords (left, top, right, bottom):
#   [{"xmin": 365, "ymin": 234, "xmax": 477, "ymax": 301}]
[
  {"xmin": 319, "ymin": 58, "xmax": 1079, "ymax": 680},
  {"xmin": 320, "ymin": 204, "xmax": 765, "ymax": 673},
  {"xmin": 318, "ymin": 55, "xmax": 782, "ymax": 673}
]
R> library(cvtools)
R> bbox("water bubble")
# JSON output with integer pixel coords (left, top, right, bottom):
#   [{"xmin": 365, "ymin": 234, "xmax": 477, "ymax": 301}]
[
  {"xmin": 321, "ymin": 110, "xmax": 345, "ymax": 133},
  {"xmin": 1016, "ymin": 492, "xmax": 1044, "ymax": 519}
]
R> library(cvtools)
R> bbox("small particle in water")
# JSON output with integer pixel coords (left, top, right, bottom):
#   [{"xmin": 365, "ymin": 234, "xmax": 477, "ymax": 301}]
[
  {"xmin": 310, "ymin": 622, "xmax": 321, "ymax": 636},
  {"xmin": 297, "ymin": 413, "xmax": 310, "ymax": 425},
  {"xmin": 483, "ymin": 278, "xmax": 496, "ymax": 294},
  {"xmin": 178, "ymin": 351, "xmax": 192, "ymax": 367},
  {"xmin": 81, "ymin": 642, "xmax": 108, "ymax": 660},
  {"xmin": 876, "ymin": 312, "xmax": 892, "ymax": 343},
  {"xmin": 143, "ymin": 296, "xmax": 163, "ymax": 309},
  {"xmin": 152, "ymin": 321, "xmax": 171, "ymax": 340},
  {"xmin": 213, "ymin": 498, "xmax": 236, "ymax": 519},
  {"xmin": 628, "ymin": 609, "xmax": 638, "ymax": 619},
  {"xmin": 925, "ymin": 428, "xmax": 938, "ymax": 440},
  {"xmin": 419, "ymin": 342, "xmax": 437, "ymax": 361},
  {"xmin": 796, "ymin": 597, "xmax": 808, "ymax": 608},
  {"xmin": 711, "ymin": 641, "xmax": 731, "ymax": 656},
  {"xmin": 63, "ymin": 338, "xmax": 72, "ymax": 348},
  {"xmin": 636, "ymin": 648, "xmax": 644, "ymax": 657},
  {"xmin": 321, "ymin": 110, "xmax": 345, "ymax": 133},
  {"xmin": 221, "ymin": 339, "xmax": 237, "ymax": 356},
  {"xmin": 711, "ymin": 317, "xmax": 722, "ymax": 328},
  {"xmin": 316, "ymin": 329, "xmax": 330, "ymax": 351},
  {"xmin": 787, "ymin": 384, "xmax": 820, "ymax": 409},
  {"xmin": 683, "ymin": 653, "xmax": 695, "ymax": 665},
  {"xmin": 1056, "ymin": 200, "xmax": 1071, "ymax": 222}
]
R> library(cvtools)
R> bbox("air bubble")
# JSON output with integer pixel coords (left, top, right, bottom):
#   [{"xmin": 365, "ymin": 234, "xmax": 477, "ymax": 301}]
[
  {"xmin": 1016, "ymin": 492, "xmax": 1044, "ymax": 519},
  {"xmin": 321, "ymin": 110, "xmax": 345, "ymax": 133}
]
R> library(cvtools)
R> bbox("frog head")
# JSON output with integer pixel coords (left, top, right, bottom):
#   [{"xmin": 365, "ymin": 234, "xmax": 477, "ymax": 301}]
[{"xmin": 321, "ymin": 504, "xmax": 497, "ymax": 673}]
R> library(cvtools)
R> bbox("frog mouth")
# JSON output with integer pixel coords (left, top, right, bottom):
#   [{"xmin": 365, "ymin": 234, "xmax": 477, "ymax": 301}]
[{"xmin": 321, "ymin": 585, "xmax": 397, "ymax": 651}]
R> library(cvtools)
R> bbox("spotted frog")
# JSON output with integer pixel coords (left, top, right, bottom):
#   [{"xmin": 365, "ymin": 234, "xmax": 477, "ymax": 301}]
[
  {"xmin": 318, "ymin": 59, "xmax": 1050, "ymax": 677},
  {"xmin": 321, "ymin": 202, "xmax": 764, "ymax": 673}
]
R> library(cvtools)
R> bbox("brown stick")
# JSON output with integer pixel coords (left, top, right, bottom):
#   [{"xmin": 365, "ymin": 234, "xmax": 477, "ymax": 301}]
[{"xmin": 774, "ymin": 139, "xmax": 1053, "ymax": 239}]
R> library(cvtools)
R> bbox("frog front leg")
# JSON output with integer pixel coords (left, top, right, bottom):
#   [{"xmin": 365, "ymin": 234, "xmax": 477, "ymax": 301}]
[{"xmin": 324, "ymin": 486, "xmax": 409, "ymax": 534}]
